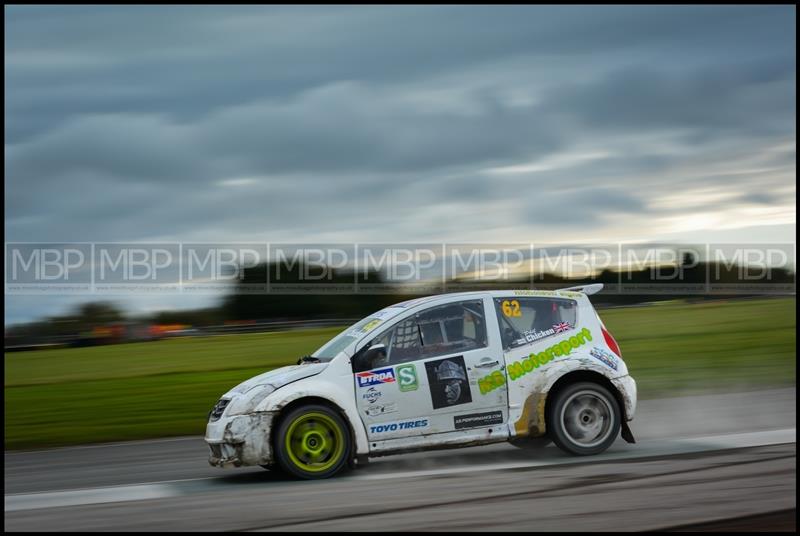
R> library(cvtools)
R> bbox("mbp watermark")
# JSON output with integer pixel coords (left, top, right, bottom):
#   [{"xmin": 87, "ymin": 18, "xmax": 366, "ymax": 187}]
[
  {"xmin": 5, "ymin": 243, "xmax": 92, "ymax": 293},
  {"xmin": 4, "ymin": 242, "xmax": 796, "ymax": 296},
  {"xmin": 181, "ymin": 244, "xmax": 267, "ymax": 293},
  {"xmin": 445, "ymin": 244, "xmax": 530, "ymax": 291},
  {"xmin": 532, "ymin": 246, "xmax": 617, "ymax": 291},
  {"xmin": 709, "ymin": 244, "xmax": 795, "ymax": 294},
  {"xmin": 357, "ymin": 245, "xmax": 440, "ymax": 294}
]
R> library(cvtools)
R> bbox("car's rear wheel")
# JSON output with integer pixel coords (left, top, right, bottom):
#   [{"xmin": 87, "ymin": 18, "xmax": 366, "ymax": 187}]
[
  {"xmin": 274, "ymin": 404, "xmax": 351, "ymax": 479},
  {"xmin": 548, "ymin": 382, "xmax": 620, "ymax": 456}
]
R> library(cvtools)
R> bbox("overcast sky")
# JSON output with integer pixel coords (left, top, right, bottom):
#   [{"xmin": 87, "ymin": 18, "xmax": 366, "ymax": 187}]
[{"xmin": 4, "ymin": 5, "xmax": 796, "ymax": 323}]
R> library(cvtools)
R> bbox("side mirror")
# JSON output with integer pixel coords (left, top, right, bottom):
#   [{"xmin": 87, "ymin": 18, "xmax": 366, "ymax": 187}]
[
  {"xmin": 355, "ymin": 343, "xmax": 387, "ymax": 372},
  {"xmin": 365, "ymin": 343, "xmax": 387, "ymax": 362}
]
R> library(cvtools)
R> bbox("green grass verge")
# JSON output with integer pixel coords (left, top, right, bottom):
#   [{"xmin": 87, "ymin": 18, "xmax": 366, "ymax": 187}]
[
  {"xmin": 5, "ymin": 328, "xmax": 344, "ymax": 387},
  {"xmin": 4, "ymin": 298, "xmax": 795, "ymax": 450},
  {"xmin": 601, "ymin": 298, "xmax": 795, "ymax": 395}
]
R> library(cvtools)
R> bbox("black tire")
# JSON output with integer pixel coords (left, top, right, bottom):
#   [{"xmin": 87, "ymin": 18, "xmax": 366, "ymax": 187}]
[
  {"xmin": 273, "ymin": 404, "xmax": 352, "ymax": 479},
  {"xmin": 509, "ymin": 436, "xmax": 552, "ymax": 449},
  {"xmin": 548, "ymin": 382, "xmax": 620, "ymax": 456}
]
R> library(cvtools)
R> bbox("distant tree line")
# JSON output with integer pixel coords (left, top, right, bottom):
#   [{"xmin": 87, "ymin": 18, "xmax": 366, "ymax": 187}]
[{"xmin": 5, "ymin": 258, "xmax": 795, "ymax": 348}]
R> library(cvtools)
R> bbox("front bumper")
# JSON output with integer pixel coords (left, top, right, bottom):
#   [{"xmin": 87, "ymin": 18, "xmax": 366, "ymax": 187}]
[{"xmin": 205, "ymin": 412, "xmax": 275, "ymax": 467}]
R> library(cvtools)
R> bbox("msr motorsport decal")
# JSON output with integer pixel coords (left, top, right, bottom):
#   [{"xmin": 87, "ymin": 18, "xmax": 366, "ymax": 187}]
[
  {"xmin": 454, "ymin": 411, "xmax": 504, "ymax": 430},
  {"xmin": 507, "ymin": 327, "xmax": 593, "ymax": 381},
  {"xmin": 425, "ymin": 355, "xmax": 472, "ymax": 409},
  {"xmin": 478, "ymin": 327, "xmax": 595, "ymax": 391}
]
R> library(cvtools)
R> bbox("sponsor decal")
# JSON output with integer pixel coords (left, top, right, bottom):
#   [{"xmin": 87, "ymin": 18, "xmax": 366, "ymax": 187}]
[
  {"xmin": 356, "ymin": 367, "xmax": 396, "ymax": 387},
  {"xmin": 454, "ymin": 411, "xmax": 504, "ymax": 430},
  {"xmin": 396, "ymin": 364, "xmax": 419, "ymax": 392},
  {"xmin": 552, "ymin": 322, "xmax": 572, "ymax": 333},
  {"xmin": 507, "ymin": 327, "xmax": 594, "ymax": 381},
  {"xmin": 478, "ymin": 369, "xmax": 507, "ymax": 395},
  {"xmin": 513, "ymin": 289, "xmax": 582, "ymax": 298},
  {"xmin": 362, "ymin": 387, "xmax": 382, "ymax": 404},
  {"xmin": 424, "ymin": 356, "xmax": 473, "ymax": 409},
  {"xmin": 501, "ymin": 299, "xmax": 522, "ymax": 317},
  {"xmin": 369, "ymin": 418, "xmax": 429, "ymax": 434},
  {"xmin": 370, "ymin": 308, "xmax": 399, "ymax": 320},
  {"xmin": 365, "ymin": 402, "xmax": 398, "ymax": 417},
  {"xmin": 589, "ymin": 347, "xmax": 619, "ymax": 371},
  {"xmin": 517, "ymin": 322, "xmax": 574, "ymax": 345},
  {"xmin": 347, "ymin": 318, "xmax": 384, "ymax": 337}
]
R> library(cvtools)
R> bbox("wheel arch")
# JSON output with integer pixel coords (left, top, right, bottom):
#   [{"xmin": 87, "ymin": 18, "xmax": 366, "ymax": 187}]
[
  {"xmin": 544, "ymin": 370, "xmax": 634, "ymax": 443},
  {"xmin": 271, "ymin": 396, "xmax": 361, "ymax": 465},
  {"xmin": 546, "ymin": 370, "xmax": 626, "ymax": 420}
]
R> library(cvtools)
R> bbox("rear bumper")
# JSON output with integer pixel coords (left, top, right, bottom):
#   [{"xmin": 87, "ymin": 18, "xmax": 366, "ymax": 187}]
[
  {"xmin": 205, "ymin": 412, "xmax": 275, "ymax": 467},
  {"xmin": 611, "ymin": 374, "xmax": 637, "ymax": 421}
]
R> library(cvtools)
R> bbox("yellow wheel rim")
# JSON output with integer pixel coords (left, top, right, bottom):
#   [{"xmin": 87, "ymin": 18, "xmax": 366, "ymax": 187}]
[{"xmin": 284, "ymin": 411, "xmax": 345, "ymax": 473}]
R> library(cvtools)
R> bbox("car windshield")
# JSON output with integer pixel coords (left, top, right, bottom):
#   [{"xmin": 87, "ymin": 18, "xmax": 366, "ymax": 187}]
[{"xmin": 311, "ymin": 308, "xmax": 401, "ymax": 361}]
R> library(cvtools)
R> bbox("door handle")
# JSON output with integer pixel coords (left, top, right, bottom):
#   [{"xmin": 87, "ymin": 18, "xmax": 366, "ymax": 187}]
[{"xmin": 475, "ymin": 360, "xmax": 500, "ymax": 368}]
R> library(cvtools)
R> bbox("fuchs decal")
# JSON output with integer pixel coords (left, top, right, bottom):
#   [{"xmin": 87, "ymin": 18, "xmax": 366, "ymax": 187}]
[{"xmin": 362, "ymin": 387, "xmax": 382, "ymax": 404}]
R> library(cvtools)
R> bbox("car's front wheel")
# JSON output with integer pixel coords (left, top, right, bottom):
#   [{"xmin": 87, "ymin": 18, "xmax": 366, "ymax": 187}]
[
  {"xmin": 548, "ymin": 382, "xmax": 620, "ymax": 456},
  {"xmin": 274, "ymin": 404, "xmax": 351, "ymax": 479}
]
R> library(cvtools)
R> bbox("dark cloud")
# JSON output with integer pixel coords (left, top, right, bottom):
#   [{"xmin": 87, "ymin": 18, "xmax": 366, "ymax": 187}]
[
  {"xmin": 547, "ymin": 60, "xmax": 795, "ymax": 138},
  {"xmin": 4, "ymin": 5, "xmax": 795, "ymax": 322}
]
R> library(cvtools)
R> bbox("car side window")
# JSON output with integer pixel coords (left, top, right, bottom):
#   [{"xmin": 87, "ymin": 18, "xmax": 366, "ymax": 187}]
[
  {"xmin": 355, "ymin": 300, "xmax": 488, "ymax": 371},
  {"xmin": 495, "ymin": 297, "xmax": 578, "ymax": 350},
  {"xmin": 386, "ymin": 317, "xmax": 422, "ymax": 364},
  {"xmin": 414, "ymin": 300, "xmax": 487, "ymax": 360}
]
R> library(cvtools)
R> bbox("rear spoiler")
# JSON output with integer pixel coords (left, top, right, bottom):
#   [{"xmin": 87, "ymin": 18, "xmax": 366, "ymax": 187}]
[{"xmin": 558, "ymin": 283, "xmax": 604, "ymax": 296}]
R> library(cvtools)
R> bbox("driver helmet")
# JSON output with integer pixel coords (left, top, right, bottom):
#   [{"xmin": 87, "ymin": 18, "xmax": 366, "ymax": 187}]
[{"xmin": 435, "ymin": 359, "xmax": 466, "ymax": 382}]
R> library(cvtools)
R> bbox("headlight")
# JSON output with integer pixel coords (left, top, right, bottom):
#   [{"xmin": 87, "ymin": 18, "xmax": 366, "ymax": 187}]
[
  {"xmin": 225, "ymin": 384, "xmax": 277, "ymax": 416},
  {"xmin": 208, "ymin": 398, "xmax": 231, "ymax": 422}
]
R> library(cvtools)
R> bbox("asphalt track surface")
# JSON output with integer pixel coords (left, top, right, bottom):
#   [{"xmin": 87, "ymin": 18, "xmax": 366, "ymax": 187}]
[{"xmin": 4, "ymin": 388, "xmax": 796, "ymax": 531}]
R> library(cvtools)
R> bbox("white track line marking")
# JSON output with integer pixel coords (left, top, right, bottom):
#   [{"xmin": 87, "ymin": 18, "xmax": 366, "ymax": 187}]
[
  {"xmin": 3, "ymin": 435, "xmax": 200, "ymax": 455},
  {"xmin": 4, "ymin": 484, "xmax": 175, "ymax": 512},
  {"xmin": 5, "ymin": 428, "xmax": 795, "ymax": 512}
]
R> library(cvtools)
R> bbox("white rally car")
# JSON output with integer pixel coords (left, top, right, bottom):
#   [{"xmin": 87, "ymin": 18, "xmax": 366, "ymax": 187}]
[{"xmin": 206, "ymin": 285, "xmax": 637, "ymax": 479}]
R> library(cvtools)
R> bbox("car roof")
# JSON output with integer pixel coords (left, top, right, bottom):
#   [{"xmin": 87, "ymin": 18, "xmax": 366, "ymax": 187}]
[{"xmin": 389, "ymin": 288, "xmax": 587, "ymax": 308}]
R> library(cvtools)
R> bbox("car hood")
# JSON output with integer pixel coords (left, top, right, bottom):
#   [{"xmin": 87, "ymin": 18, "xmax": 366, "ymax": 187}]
[{"xmin": 225, "ymin": 362, "xmax": 329, "ymax": 397}]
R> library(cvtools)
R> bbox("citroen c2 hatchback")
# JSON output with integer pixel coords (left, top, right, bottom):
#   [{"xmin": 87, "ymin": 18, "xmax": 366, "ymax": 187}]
[{"xmin": 205, "ymin": 284, "xmax": 637, "ymax": 479}]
